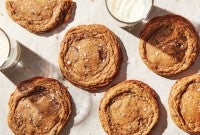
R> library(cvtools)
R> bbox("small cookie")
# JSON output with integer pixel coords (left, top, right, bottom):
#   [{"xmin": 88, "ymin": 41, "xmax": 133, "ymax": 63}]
[
  {"xmin": 6, "ymin": 0, "xmax": 74, "ymax": 33},
  {"xmin": 169, "ymin": 74, "xmax": 200, "ymax": 134},
  {"xmin": 139, "ymin": 14, "xmax": 199, "ymax": 76},
  {"xmin": 99, "ymin": 80, "xmax": 159, "ymax": 135},
  {"xmin": 58, "ymin": 24, "xmax": 122, "ymax": 91},
  {"xmin": 8, "ymin": 77, "xmax": 72, "ymax": 135}
]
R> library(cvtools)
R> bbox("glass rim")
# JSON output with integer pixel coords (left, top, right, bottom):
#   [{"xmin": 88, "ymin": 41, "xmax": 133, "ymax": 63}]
[
  {"xmin": 0, "ymin": 28, "xmax": 11, "ymax": 70},
  {"xmin": 105, "ymin": 0, "xmax": 154, "ymax": 24}
]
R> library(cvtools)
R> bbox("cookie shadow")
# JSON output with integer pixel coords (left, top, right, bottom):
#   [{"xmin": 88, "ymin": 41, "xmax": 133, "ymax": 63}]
[
  {"xmin": 60, "ymin": 96, "xmax": 76, "ymax": 135},
  {"xmin": 121, "ymin": 6, "xmax": 173, "ymax": 39},
  {"xmin": 114, "ymin": 36, "xmax": 128, "ymax": 84},
  {"xmin": 1, "ymin": 43, "xmax": 63, "ymax": 85},
  {"xmin": 168, "ymin": 23, "xmax": 200, "ymax": 80},
  {"xmin": 91, "ymin": 36, "xmax": 128, "ymax": 93},
  {"xmin": 149, "ymin": 93, "xmax": 168, "ymax": 135},
  {"xmin": 190, "ymin": 133, "xmax": 200, "ymax": 135},
  {"xmin": 39, "ymin": 2, "xmax": 77, "ymax": 37}
]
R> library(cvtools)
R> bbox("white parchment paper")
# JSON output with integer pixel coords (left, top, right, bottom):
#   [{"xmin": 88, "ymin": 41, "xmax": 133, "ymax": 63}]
[{"xmin": 0, "ymin": 0, "xmax": 200, "ymax": 134}]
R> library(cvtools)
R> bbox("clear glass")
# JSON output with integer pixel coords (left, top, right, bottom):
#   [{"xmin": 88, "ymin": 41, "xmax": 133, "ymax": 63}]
[
  {"xmin": 105, "ymin": 0, "xmax": 153, "ymax": 27},
  {"xmin": 0, "ymin": 29, "xmax": 21, "ymax": 70}
]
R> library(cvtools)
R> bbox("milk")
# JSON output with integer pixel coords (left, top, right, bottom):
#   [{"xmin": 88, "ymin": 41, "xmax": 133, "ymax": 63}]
[
  {"xmin": 106, "ymin": 0, "xmax": 146, "ymax": 23},
  {"xmin": 0, "ymin": 30, "xmax": 10, "ymax": 67}
]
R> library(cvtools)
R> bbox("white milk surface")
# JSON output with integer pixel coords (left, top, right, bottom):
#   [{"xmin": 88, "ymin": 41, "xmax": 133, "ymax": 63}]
[{"xmin": 106, "ymin": 0, "xmax": 145, "ymax": 22}]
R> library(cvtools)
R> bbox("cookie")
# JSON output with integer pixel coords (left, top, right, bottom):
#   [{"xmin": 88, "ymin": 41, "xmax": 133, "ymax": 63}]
[
  {"xmin": 139, "ymin": 14, "xmax": 199, "ymax": 76},
  {"xmin": 169, "ymin": 74, "xmax": 200, "ymax": 134},
  {"xmin": 6, "ymin": 0, "xmax": 74, "ymax": 33},
  {"xmin": 99, "ymin": 80, "xmax": 159, "ymax": 135},
  {"xmin": 58, "ymin": 24, "xmax": 122, "ymax": 91},
  {"xmin": 7, "ymin": 77, "xmax": 72, "ymax": 135}
]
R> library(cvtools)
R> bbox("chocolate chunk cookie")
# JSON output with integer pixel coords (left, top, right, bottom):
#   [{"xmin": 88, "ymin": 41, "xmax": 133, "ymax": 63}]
[
  {"xmin": 7, "ymin": 77, "xmax": 72, "ymax": 135},
  {"xmin": 99, "ymin": 80, "xmax": 159, "ymax": 135},
  {"xmin": 58, "ymin": 24, "xmax": 122, "ymax": 91},
  {"xmin": 169, "ymin": 74, "xmax": 200, "ymax": 134},
  {"xmin": 6, "ymin": 0, "xmax": 74, "ymax": 33},
  {"xmin": 139, "ymin": 14, "xmax": 199, "ymax": 76}
]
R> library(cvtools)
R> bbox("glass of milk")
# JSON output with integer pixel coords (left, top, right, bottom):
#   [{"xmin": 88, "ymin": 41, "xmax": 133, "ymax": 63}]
[
  {"xmin": 105, "ymin": 0, "xmax": 153, "ymax": 27},
  {"xmin": 0, "ymin": 29, "xmax": 20, "ymax": 70}
]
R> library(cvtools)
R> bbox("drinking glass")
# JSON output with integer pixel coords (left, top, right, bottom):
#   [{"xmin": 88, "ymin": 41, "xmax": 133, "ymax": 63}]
[{"xmin": 0, "ymin": 29, "xmax": 21, "ymax": 70}]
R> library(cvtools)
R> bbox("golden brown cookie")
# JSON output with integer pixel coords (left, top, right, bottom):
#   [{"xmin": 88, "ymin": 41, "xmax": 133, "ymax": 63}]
[
  {"xmin": 139, "ymin": 14, "xmax": 199, "ymax": 76},
  {"xmin": 7, "ymin": 77, "xmax": 72, "ymax": 135},
  {"xmin": 6, "ymin": 0, "xmax": 74, "ymax": 33},
  {"xmin": 169, "ymin": 74, "xmax": 200, "ymax": 134},
  {"xmin": 99, "ymin": 80, "xmax": 159, "ymax": 135},
  {"xmin": 58, "ymin": 24, "xmax": 122, "ymax": 91}
]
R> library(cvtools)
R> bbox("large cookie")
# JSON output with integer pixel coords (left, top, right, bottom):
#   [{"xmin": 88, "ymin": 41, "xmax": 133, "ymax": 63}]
[
  {"xmin": 6, "ymin": 0, "xmax": 73, "ymax": 33},
  {"xmin": 7, "ymin": 77, "xmax": 72, "ymax": 135},
  {"xmin": 139, "ymin": 14, "xmax": 199, "ymax": 76},
  {"xmin": 58, "ymin": 24, "xmax": 122, "ymax": 91},
  {"xmin": 99, "ymin": 80, "xmax": 159, "ymax": 135},
  {"xmin": 169, "ymin": 74, "xmax": 200, "ymax": 134}
]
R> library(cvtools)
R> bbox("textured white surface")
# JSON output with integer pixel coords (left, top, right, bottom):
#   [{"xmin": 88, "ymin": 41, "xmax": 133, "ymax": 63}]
[{"xmin": 0, "ymin": 0, "xmax": 200, "ymax": 135}]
